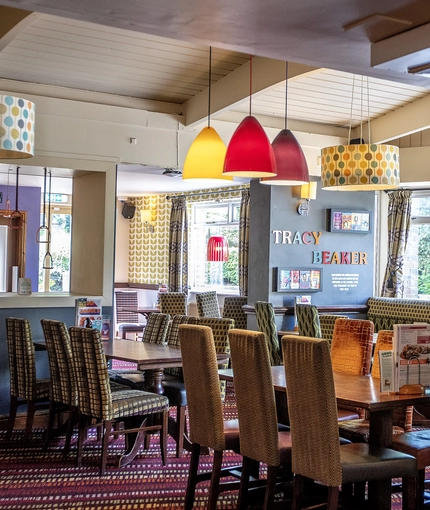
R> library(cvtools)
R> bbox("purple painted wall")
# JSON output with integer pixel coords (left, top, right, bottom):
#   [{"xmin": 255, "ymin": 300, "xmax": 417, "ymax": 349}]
[{"xmin": 0, "ymin": 185, "xmax": 41, "ymax": 292}]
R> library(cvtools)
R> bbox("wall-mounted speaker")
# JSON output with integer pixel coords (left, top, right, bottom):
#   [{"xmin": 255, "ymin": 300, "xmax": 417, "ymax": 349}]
[{"xmin": 121, "ymin": 202, "xmax": 136, "ymax": 219}]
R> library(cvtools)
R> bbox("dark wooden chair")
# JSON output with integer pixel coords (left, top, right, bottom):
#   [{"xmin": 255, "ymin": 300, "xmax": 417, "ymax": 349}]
[{"xmin": 115, "ymin": 290, "xmax": 146, "ymax": 339}]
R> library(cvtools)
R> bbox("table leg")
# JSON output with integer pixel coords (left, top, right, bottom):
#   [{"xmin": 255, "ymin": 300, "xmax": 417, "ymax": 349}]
[
  {"xmin": 367, "ymin": 409, "xmax": 393, "ymax": 510},
  {"xmin": 143, "ymin": 368, "xmax": 165, "ymax": 394}
]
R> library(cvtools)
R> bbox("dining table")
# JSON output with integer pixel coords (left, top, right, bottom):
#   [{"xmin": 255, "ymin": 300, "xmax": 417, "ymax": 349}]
[
  {"xmin": 121, "ymin": 306, "xmax": 161, "ymax": 320},
  {"xmin": 219, "ymin": 365, "xmax": 430, "ymax": 510}
]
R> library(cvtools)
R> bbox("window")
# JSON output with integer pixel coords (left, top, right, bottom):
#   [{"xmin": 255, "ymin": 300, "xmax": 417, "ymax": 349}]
[
  {"xmin": 38, "ymin": 195, "xmax": 72, "ymax": 292},
  {"xmin": 403, "ymin": 192, "xmax": 430, "ymax": 299},
  {"xmin": 189, "ymin": 201, "xmax": 239, "ymax": 291}
]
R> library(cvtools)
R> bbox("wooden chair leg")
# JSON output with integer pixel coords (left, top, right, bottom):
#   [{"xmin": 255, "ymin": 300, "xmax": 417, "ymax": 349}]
[
  {"xmin": 292, "ymin": 473, "xmax": 305, "ymax": 510},
  {"xmin": 76, "ymin": 414, "xmax": 87, "ymax": 467},
  {"xmin": 208, "ymin": 449, "xmax": 223, "ymax": 510},
  {"xmin": 264, "ymin": 466, "xmax": 279, "ymax": 510},
  {"xmin": 160, "ymin": 410, "xmax": 168, "ymax": 466},
  {"xmin": 100, "ymin": 420, "xmax": 112, "ymax": 476},
  {"xmin": 6, "ymin": 396, "xmax": 18, "ymax": 440},
  {"xmin": 63, "ymin": 406, "xmax": 78, "ymax": 457},
  {"xmin": 237, "ymin": 456, "xmax": 253, "ymax": 510},
  {"xmin": 44, "ymin": 400, "xmax": 56, "ymax": 450},
  {"xmin": 175, "ymin": 405, "xmax": 186, "ymax": 458},
  {"xmin": 24, "ymin": 400, "xmax": 36, "ymax": 444},
  {"xmin": 402, "ymin": 475, "xmax": 418, "ymax": 510},
  {"xmin": 327, "ymin": 486, "xmax": 340, "ymax": 510},
  {"xmin": 185, "ymin": 443, "xmax": 201, "ymax": 510}
]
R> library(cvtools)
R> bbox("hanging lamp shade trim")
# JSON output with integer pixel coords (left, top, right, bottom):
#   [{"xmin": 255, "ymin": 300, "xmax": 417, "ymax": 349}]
[
  {"xmin": 0, "ymin": 96, "xmax": 35, "ymax": 159},
  {"xmin": 207, "ymin": 235, "xmax": 229, "ymax": 262},
  {"xmin": 261, "ymin": 129, "xmax": 309, "ymax": 185},
  {"xmin": 182, "ymin": 127, "xmax": 232, "ymax": 180},
  {"xmin": 321, "ymin": 143, "xmax": 400, "ymax": 191},
  {"xmin": 222, "ymin": 116, "xmax": 277, "ymax": 178}
]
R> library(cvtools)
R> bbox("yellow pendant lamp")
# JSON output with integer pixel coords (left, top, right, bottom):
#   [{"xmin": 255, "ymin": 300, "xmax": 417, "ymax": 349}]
[{"xmin": 182, "ymin": 48, "xmax": 232, "ymax": 181}]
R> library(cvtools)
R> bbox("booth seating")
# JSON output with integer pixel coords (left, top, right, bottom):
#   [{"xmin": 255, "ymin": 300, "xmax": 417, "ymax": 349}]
[{"xmin": 366, "ymin": 297, "xmax": 430, "ymax": 332}]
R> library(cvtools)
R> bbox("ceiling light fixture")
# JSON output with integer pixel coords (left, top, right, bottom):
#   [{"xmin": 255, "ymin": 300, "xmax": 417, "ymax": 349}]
[
  {"xmin": 321, "ymin": 75, "xmax": 400, "ymax": 191},
  {"xmin": 207, "ymin": 235, "xmax": 229, "ymax": 262},
  {"xmin": 182, "ymin": 47, "xmax": 232, "ymax": 181},
  {"xmin": 0, "ymin": 96, "xmax": 35, "ymax": 159},
  {"xmin": 222, "ymin": 55, "xmax": 277, "ymax": 178},
  {"xmin": 261, "ymin": 62, "xmax": 309, "ymax": 186}
]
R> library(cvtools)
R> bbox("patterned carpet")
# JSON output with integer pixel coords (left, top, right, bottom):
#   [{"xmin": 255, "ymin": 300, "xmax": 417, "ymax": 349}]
[{"xmin": 0, "ymin": 382, "xmax": 406, "ymax": 509}]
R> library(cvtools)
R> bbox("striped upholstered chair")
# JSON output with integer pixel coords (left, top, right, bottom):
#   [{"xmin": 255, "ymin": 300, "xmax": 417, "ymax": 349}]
[
  {"xmin": 319, "ymin": 314, "xmax": 349, "ymax": 343},
  {"xmin": 69, "ymin": 326, "xmax": 169, "ymax": 475},
  {"xmin": 6, "ymin": 317, "xmax": 50, "ymax": 442},
  {"xmin": 196, "ymin": 291, "xmax": 221, "ymax": 318},
  {"xmin": 296, "ymin": 304, "xmax": 322, "ymax": 338},
  {"xmin": 222, "ymin": 296, "xmax": 248, "ymax": 329},
  {"xmin": 254, "ymin": 301, "xmax": 282, "ymax": 366},
  {"xmin": 159, "ymin": 292, "xmax": 187, "ymax": 316}
]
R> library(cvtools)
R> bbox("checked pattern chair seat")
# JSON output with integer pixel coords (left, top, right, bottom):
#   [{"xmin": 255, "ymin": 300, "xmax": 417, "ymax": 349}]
[
  {"xmin": 196, "ymin": 291, "xmax": 221, "ymax": 318},
  {"xmin": 222, "ymin": 296, "xmax": 247, "ymax": 329},
  {"xmin": 338, "ymin": 330, "xmax": 413, "ymax": 443},
  {"xmin": 282, "ymin": 335, "xmax": 418, "ymax": 510},
  {"xmin": 70, "ymin": 326, "xmax": 169, "ymax": 475},
  {"xmin": 330, "ymin": 318, "xmax": 374, "ymax": 422},
  {"xmin": 110, "ymin": 312, "xmax": 171, "ymax": 388},
  {"xmin": 159, "ymin": 292, "xmax": 187, "ymax": 316},
  {"xmin": 254, "ymin": 301, "xmax": 282, "ymax": 366},
  {"xmin": 6, "ymin": 317, "xmax": 50, "ymax": 443}
]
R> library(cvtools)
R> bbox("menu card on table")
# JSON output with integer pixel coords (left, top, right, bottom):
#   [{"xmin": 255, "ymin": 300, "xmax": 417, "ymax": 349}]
[{"xmin": 393, "ymin": 323, "xmax": 430, "ymax": 392}]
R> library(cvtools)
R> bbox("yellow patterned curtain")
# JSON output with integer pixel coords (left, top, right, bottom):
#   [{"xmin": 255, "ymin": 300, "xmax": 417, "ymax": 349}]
[
  {"xmin": 381, "ymin": 190, "xmax": 412, "ymax": 297},
  {"xmin": 168, "ymin": 197, "xmax": 188, "ymax": 294},
  {"xmin": 239, "ymin": 188, "xmax": 250, "ymax": 297}
]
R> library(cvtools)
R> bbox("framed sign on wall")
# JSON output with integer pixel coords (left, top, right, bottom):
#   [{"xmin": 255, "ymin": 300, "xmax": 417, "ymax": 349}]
[
  {"xmin": 328, "ymin": 209, "xmax": 371, "ymax": 233},
  {"xmin": 276, "ymin": 267, "xmax": 322, "ymax": 292}
]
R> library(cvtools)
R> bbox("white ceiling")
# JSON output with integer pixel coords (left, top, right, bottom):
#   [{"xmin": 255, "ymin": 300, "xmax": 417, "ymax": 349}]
[{"xmin": 1, "ymin": 1, "xmax": 430, "ymax": 194}]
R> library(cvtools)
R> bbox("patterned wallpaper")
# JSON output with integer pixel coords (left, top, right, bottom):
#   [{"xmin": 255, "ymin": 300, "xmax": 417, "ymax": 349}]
[{"xmin": 127, "ymin": 186, "xmax": 246, "ymax": 285}]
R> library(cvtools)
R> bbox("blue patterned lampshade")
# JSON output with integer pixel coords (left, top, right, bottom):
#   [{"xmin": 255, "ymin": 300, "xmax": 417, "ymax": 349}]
[{"xmin": 0, "ymin": 95, "xmax": 35, "ymax": 159}]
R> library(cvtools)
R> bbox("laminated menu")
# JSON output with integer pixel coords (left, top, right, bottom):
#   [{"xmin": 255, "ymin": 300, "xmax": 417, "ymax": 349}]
[
  {"xmin": 393, "ymin": 323, "xmax": 430, "ymax": 392},
  {"xmin": 75, "ymin": 297, "xmax": 102, "ymax": 328}
]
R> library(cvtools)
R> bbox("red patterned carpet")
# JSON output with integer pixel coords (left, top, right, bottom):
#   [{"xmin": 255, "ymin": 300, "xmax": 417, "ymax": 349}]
[{"xmin": 0, "ymin": 384, "xmax": 406, "ymax": 509}]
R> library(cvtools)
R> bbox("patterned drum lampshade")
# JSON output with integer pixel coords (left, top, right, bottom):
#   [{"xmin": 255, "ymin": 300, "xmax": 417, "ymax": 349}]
[
  {"xmin": 0, "ymin": 95, "xmax": 35, "ymax": 159},
  {"xmin": 321, "ymin": 143, "xmax": 400, "ymax": 191}
]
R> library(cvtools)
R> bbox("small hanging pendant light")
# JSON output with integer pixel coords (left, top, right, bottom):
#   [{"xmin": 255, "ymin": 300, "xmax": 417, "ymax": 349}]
[
  {"xmin": 9, "ymin": 166, "xmax": 23, "ymax": 230},
  {"xmin": 261, "ymin": 62, "xmax": 309, "ymax": 185},
  {"xmin": 207, "ymin": 235, "xmax": 229, "ymax": 262},
  {"xmin": 42, "ymin": 169, "xmax": 53, "ymax": 269},
  {"xmin": 36, "ymin": 167, "xmax": 51, "ymax": 243},
  {"xmin": 182, "ymin": 47, "xmax": 232, "ymax": 181},
  {"xmin": 222, "ymin": 56, "xmax": 277, "ymax": 178}
]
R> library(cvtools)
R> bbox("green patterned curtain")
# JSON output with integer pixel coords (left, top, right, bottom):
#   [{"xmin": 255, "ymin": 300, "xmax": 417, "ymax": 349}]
[
  {"xmin": 238, "ymin": 188, "xmax": 250, "ymax": 297},
  {"xmin": 168, "ymin": 197, "xmax": 188, "ymax": 294},
  {"xmin": 381, "ymin": 190, "xmax": 412, "ymax": 297}
]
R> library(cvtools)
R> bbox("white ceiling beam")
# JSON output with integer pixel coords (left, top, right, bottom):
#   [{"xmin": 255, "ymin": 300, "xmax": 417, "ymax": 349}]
[
  {"xmin": 369, "ymin": 94, "xmax": 430, "ymax": 143},
  {"xmin": 0, "ymin": 6, "xmax": 36, "ymax": 52},
  {"xmin": 183, "ymin": 57, "xmax": 319, "ymax": 127}
]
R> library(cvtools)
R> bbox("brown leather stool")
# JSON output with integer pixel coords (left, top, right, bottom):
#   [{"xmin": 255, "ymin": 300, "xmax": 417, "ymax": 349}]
[{"xmin": 392, "ymin": 429, "xmax": 430, "ymax": 509}]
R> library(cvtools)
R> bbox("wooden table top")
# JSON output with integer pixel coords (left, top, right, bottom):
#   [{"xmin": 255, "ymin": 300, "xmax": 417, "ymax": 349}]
[
  {"xmin": 104, "ymin": 339, "xmax": 183, "ymax": 369},
  {"xmin": 219, "ymin": 365, "xmax": 430, "ymax": 412},
  {"xmin": 121, "ymin": 307, "xmax": 160, "ymax": 315}
]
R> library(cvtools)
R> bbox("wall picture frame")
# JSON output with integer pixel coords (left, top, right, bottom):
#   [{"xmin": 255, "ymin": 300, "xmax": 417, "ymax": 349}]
[
  {"xmin": 328, "ymin": 209, "xmax": 372, "ymax": 233},
  {"xmin": 276, "ymin": 267, "xmax": 322, "ymax": 292}
]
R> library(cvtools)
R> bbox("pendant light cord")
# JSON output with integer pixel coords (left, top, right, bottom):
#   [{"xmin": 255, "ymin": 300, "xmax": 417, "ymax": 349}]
[
  {"xmin": 208, "ymin": 47, "xmax": 212, "ymax": 128},
  {"xmin": 249, "ymin": 55, "xmax": 252, "ymax": 116},
  {"xmin": 284, "ymin": 62, "xmax": 289, "ymax": 130}
]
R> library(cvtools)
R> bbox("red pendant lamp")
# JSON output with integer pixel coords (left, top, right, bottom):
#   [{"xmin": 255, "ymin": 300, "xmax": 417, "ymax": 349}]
[
  {"xmin": 261, "ymin": 62, "xmax": 309, "ymax": 185},
  {"xmin": 207, "ymin": 235, "xmax": 229, "ymax": 262},
  {"xmin": 222, "ymin": 56, "xmax": 277, "ymax": 178}
]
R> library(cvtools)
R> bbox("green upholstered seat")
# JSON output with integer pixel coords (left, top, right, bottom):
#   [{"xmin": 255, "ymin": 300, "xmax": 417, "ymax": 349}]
[
  {"xmin": 159, "ymin": 292, "xmax": 187, "ymax": 316},
  {"xmin": 196, "ymin": 291, "xmax": 221, "ymax": 318},
  {"xmin": 254, "ymin": 301, "xmax": 282, "ymax": 366},
  {"xmin": 222, "ymin": 296, "xmax": 247, "ymax": 329}
]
